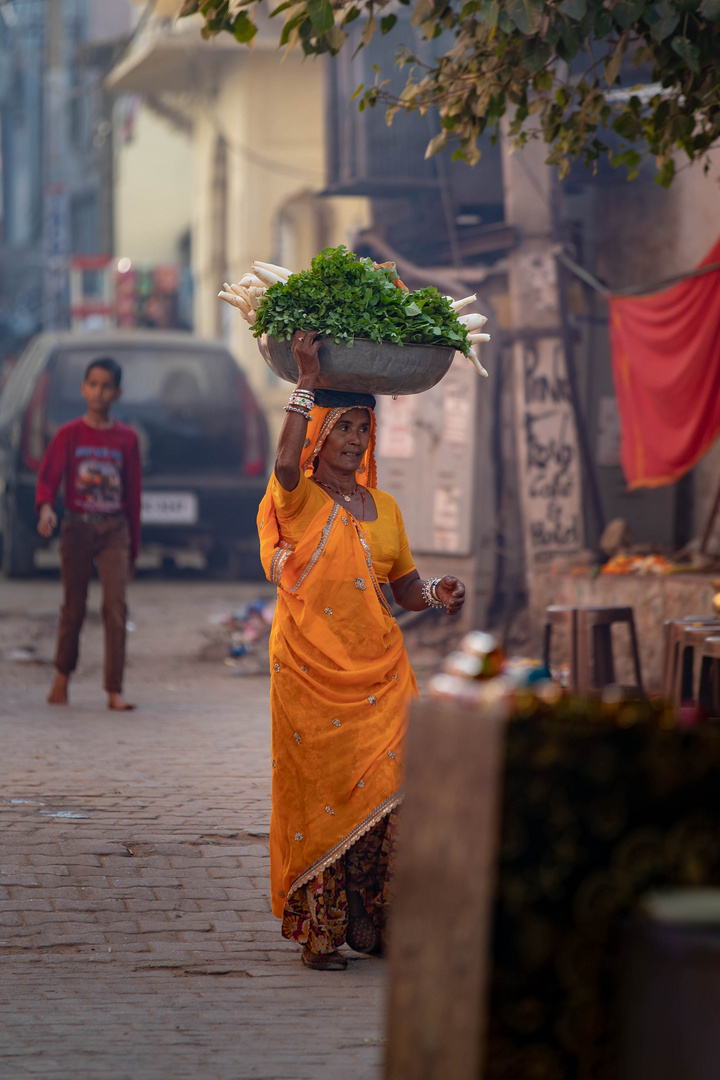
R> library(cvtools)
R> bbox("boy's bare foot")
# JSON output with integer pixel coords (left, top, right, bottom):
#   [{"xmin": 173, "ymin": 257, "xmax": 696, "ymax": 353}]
[
  {"xmin": 107, "ymin": 692, "xmax": 136, "ymax": 711},
  {"xmin": 48, "ymin": 673, "xmax": 69, "ymax": 705}
]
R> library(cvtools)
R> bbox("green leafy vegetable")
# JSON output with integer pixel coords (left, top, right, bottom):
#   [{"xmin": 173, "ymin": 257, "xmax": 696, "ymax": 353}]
[{"xmin": 253, "ymin": 245, "xmax": 471, "ymax": 353}]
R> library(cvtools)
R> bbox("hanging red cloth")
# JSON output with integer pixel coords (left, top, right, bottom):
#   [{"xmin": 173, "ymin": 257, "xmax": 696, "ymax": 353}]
[{"xmin": 609, "ymin": 237, "xmax": 720, "ymax": 489}]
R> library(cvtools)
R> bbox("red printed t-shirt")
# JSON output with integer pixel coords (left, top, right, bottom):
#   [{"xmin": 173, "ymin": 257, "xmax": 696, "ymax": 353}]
[{"xmin": 35, "ymin": 418, "xmax": 142, "ymax": 560}]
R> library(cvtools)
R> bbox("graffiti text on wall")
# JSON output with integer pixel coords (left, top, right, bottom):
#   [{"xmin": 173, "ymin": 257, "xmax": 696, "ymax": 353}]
[{"xmin": 514, "ymin": 338, "xmax": 583, "ymax": 567}]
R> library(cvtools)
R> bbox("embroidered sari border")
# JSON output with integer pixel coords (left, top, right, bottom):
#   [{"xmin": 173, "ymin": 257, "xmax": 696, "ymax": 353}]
[
  {"xmin": 284, "ymin": 502, "xmax": 340, "ymax": 593},
  {"xmin": 354, "ymin": 522, "xmax": 393, "ymax": 617},
  {"xmin": 287, "ymin": 787, "xmax": 404, "ymax": 897}
]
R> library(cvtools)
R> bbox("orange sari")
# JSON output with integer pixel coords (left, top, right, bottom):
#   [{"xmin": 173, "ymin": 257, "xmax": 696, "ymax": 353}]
[{"xmin": 257, "ymin": 406, "xmax": 418, "ymax": 918}]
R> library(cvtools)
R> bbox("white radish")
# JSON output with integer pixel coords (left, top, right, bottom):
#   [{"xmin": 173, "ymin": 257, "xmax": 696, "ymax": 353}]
[
  {"xmin": 468, "ymin": 332, "xmax": 491, "ymax": 343},
  {"xmin": 450, "ymin": 294, "xmax": 477, "ymax": 312},
  {"xmin": 467, "ymin": 346, "xmax": 489, "ymax": 377},
  {"xmin": 252, "ymin": 260, "xmax": 292, "ymax": 280},
  {"xmin": 227, "ymin": 284, "xmax": 251, "ymax": 308},
  {"xmin": 233, "ymin": 285, "xmax": 255, "ymax": 309},
  {"xmin": 458, "ymin": 312, "xmax": 488, "ymax": 329},
  {"xmin": 252, "ymin": 266, "xmax": 286, "ymax": 287},
  {"xmin": 239, "ymin": 272, "xmax": 265, "ymax": 289},
  {"xmin": 218, "ymin": 290, "xmax": 249, "ymax": 313}
]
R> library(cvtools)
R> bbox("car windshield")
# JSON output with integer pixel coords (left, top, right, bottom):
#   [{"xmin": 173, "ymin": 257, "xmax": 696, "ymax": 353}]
[{"xmin": 47, "ymin": 346, "xmax": 245, "ymax": 474}]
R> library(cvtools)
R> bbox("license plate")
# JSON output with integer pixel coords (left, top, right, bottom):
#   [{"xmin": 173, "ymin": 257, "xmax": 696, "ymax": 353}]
[{"xmin": 141, "ymin": 492, "xmax": 198, "ymax": 525}]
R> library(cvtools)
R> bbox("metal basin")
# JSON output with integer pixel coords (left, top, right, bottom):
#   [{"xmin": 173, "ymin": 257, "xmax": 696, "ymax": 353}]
[{"xmin": 258, "ymin": 334, "xmax": 456, "ymax": 396}]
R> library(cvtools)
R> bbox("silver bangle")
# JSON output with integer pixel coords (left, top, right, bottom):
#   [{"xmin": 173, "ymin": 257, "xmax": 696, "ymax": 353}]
[
  {"xmin": 289, "ymin": 391, "xmax": 314, "ymax": 408},
  {"xmin": 284, "ymin": 405, "xmax": 311, "ymax": 420},
  {"xmin": 421, "ymin": 578, "xmax": 444, "ymax": 608}
]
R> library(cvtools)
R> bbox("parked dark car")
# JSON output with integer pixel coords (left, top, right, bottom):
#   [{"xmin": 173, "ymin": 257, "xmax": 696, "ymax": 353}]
[{"xmin": 0, "ymin": 330, "xmax": 270, "ymax": 577}]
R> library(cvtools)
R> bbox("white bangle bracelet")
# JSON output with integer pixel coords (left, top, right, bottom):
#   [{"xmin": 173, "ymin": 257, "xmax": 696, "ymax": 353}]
[
  {"xmin": 421, "ymin": 578, "xmax": 444, "ymax": 608},
  {"xmin": 284, "ymin": 405, "xmax": 311, "ymax": 421}
]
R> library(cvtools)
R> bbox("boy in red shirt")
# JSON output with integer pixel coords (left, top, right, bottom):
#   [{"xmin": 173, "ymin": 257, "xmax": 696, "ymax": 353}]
[{"xmin": 36, "ymin": 357, "xmax": 142, "ymax": 710}]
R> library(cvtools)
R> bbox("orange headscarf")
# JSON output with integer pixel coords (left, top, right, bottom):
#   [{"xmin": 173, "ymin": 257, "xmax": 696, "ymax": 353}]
[
  {"xmin": 257, "ymin": 404, "xmax": 415, "ymax": 916},
  {"xmin": 298, "ymin": 401, "xmax": 377, "ymax": 489}
]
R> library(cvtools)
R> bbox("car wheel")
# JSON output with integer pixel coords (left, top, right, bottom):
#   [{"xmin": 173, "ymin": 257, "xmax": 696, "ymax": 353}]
[{"xmin": 1, "ymin": 495, "xmax": 36, "ymax": 578}]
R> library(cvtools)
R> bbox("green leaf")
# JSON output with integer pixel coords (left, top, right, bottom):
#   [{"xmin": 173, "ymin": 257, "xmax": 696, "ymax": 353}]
[
  {"xmin": 558, "ymin": 0, "xmax": 586, "ymax": 20},
  {"xmin": 671, "ymin": 34, "xmax": 701, "ymax": 71},
  {"xmin": 279, "ymin": 11, "xmax": 306, "ymax": 45},
  {"xmin": 497, "ymin": 8, "xmax": 515, "ymax": 31},
  {"xmin": 656, "ymin": 158, "xmax": 676, "ymax": 187},
  {"xmin": 326, "ymin": 24, "xmax": 348, "ymax": 49},
  {"xmin": 411, "ymin": 0, "xmax": 436, "ymax": 27},
  {"xmin": 522, "ymin": 36, "xmax": 552, "ymax": 72},
  {"xmin": 699, "ymin": 0, "xmax": 720, "ymax": 18},
  {"xmin": 534, "ymin": 68, "xmax": 554, "ymax": 91},
  {"xmin": 425, "ymin": 130, "xmax": 448, "ymax": 156},
  {"xmin": 479, "ymin": 0, "xmax": 499, "ymax": 26},
  {"xmin": 381, "ymin": 13, "xmax": 398, "ymax": 32},
  {"xmin": 610, "ymin": 147, "xmax": 642, "ymax": 170},
  {"xmin": 232, "ymin": 12, "xmax": 258, "ymax": 41},
  {"xmin": 269, "ymin": 1, "xmax": 295, "ymax": 15},
  {"xmin": 604, "ymin": 32, "xmax": 628, "ymax": 85},
  {"xmin": 633, "ymin": 43, "xmax": 654, "ymax": 65},
  {"xmin": 361, "ymin": 13, "xmax": 377, "ymax": 46},
  {"xmin": 506, "ymin": 0, "xmax": 544, "ymax": 34},
  {"xmin": 611, "ymin": 0, "xmax": 644, "ymax": 29},
  {"xmin": 594, "ymin": 7, "xmax": 613, "ymax": 35},
  {"xmin": 307, "ymin": 0, "xmax": 334, "ymax": 32},
  {"xmin": 648, "ymin": 1, "xmax": 680, "ymax": 41},
  {"xmin": 558, "ymin": 18, "xmax": 582, "ymax": 60}
]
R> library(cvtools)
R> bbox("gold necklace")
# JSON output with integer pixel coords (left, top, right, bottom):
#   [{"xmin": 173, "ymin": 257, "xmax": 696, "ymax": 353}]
[{"xmin": 314, "ymin": 478, "xmax": 357, "ymax": 503}]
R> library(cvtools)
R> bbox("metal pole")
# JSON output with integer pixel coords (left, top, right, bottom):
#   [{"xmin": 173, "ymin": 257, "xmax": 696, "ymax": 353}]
[{"xmin": 43, "ymin": 0, "xmax": 70, "ymax": 329}]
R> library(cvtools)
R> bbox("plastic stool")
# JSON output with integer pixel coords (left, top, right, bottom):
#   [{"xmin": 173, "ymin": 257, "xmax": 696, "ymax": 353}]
[
  {"xmin": 576, "ymin": 606, "xmax": 643, "ymax": 694},
  {"xmin": 699, "ymin": 636, "xmax": 720, "ymax": 718},
  {"xmin": 662, "ymin": 617, "xmax": 720, "ymax": 700},
  {"xmin": 543, "ymin": 605, "xmax": 578, "ymax": 690},
  {"xmin": 671, "ymin": 624, "xmax": 720, "ymax": 710}
]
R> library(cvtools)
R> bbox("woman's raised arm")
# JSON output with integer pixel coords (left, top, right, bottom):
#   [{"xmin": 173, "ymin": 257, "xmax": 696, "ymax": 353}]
[{"xmin": 274, "ymin": 330, "xmax": 322, "ymax": 492}]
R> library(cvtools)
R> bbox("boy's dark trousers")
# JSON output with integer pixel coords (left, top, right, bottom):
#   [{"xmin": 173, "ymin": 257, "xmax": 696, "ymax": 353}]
[{"xmin": 55, "ymin": 512, "xmax": 130, "ymax": 693}]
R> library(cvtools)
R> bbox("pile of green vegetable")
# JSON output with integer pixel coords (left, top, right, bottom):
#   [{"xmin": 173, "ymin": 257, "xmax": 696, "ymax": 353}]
[{"xmin": 252, "ymin": 245, "xmax": 470, "ymax": 354}]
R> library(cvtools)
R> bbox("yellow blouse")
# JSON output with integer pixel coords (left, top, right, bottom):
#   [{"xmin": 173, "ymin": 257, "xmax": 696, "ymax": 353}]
[{"xmin": 270, "ymin": 469, "xmax": 416, "ymax": 585}]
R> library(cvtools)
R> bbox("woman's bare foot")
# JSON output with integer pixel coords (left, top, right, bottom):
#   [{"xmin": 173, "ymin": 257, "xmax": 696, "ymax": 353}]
[
  {"xmin": 107, "ymin": 692, "xmax": 136, "ymax": 711},
  {"xmin": 48, "ymin": 672, "xmax": 69, "ymax": 705}
]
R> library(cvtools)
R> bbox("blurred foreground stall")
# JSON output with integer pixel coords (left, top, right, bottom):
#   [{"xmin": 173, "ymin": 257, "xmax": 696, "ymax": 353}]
[{"xmin": 385, "ymin": 693, "xmax": 720, "ymax": 1080}]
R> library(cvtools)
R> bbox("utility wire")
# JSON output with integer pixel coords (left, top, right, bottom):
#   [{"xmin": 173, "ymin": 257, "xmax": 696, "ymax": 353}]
[{"xmin": 557, "ymin": 248, "xmax": 720, "ymax": 299}]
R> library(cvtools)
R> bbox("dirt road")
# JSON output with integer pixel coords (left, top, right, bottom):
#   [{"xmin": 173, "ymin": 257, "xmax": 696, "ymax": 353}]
[{"xmin": 0, "ymin": 575, "xmax": 387, "ymax": 1080}]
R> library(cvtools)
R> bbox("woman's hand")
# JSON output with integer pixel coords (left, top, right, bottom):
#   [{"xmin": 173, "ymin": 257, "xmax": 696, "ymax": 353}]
[
  {"xmin": 435, "ymin": 575, "xmax": 466, "ymax": 616},
  {"xmin": 291, "ymin": 329, "xmax": 322, "ymax": 387}
]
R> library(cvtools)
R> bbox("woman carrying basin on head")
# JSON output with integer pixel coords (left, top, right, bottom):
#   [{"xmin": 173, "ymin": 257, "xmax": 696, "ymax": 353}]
[{"xmin": 258, "ymin": 329, "xmax": 466, "ymax": 970}]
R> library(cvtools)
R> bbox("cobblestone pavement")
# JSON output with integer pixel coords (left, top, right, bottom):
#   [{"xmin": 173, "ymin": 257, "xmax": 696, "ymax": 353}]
[{"xmin": 0, "ymin": 578, "xmax": 386, "ymax": 1080}]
